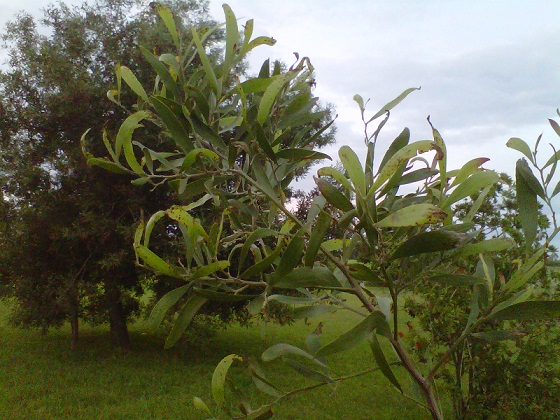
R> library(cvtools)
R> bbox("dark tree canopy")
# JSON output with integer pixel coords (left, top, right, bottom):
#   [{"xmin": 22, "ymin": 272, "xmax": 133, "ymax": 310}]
[{"xmin": 0, "ymin": 0, "xmax": 219, "ymax": 350}]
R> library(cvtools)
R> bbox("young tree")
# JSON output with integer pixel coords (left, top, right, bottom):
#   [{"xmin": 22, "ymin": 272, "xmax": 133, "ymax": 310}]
[{"xmin": 89, "ymin": 4, "xmax": 560, "ymax": 418}]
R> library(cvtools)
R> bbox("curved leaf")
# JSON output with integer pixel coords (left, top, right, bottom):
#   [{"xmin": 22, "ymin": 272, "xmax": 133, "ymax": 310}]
[
  {"xmin": 366, "ymin": 87, "xmax": 420, "ymax": 123},
  {"xmin": 149, "ymin": 284, "xmax": 191, "ymax": 326},
  {"xmin": 274, "ymin": 266, "xmax": 342, "ymax": 289},
  {"xmin": 212, "ymin": 354, "xmax": 243, "ymax": 411},
  {"xmin": 375, "ymin": 204, "xmax": 447, "ymax": 228},
  {"xmin": 391, "ymin": 230, "xmax": 468, "ymax": 260},
  {"xmin": 339, "ymin": 146, "xmax": 365, "ymax": 195},
  {"xmin": 258, "ymin": 73, "xmax": 291, "ymax": 125},
  {"xmin": 441, "ymin": 170, "xmax": 499, "ymax": 207},
  {"xmin": 368, "ymin": 335, "xmax": 401, "ymax": 392},
  {"xmin": 315, "ymin": 311, "xmax": 391, "ymax": 358},
  {"xmin": 506, "ymin": 137, "xmax": 533, "ymax": 163},
  {"xmin": 372, "ymin": 140, "xmax": 436, "ymax": 193},
  {"xmin": 304, "ymin": 210, "xmax": 332, "ymax": 267},
  {"xmin": 428, "ymin": 274, "xmax": 487, "ymax": 286},
  {"xmin": 315, "ymin": 177, "xmax": 354, "ymax": 212},
  {"xmin": 489, "ymin": 301, "xmax": 560, "ymax": 322},
  {"xmin": 165, "ymin": 295, "xmax": 208, "ymax": 348}
]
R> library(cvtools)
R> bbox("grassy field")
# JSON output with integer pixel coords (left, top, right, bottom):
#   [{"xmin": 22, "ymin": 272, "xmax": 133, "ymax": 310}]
[{"xmin": 0, "ymin": 300, "xmax": 438, "ymax": 419}]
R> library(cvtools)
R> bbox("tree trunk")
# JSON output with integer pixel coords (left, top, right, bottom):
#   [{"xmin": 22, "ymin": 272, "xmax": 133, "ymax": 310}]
[
  {"xmin": 105, "ymin": 282, "xmax": 131, "ymax": 352},
  {"xmin": 70, "ymin": 312, "xmax": 79, "ymax": 350},
  {"xmin": 69, "ymin": 276, "xmax": 80, "ymax": 350}
]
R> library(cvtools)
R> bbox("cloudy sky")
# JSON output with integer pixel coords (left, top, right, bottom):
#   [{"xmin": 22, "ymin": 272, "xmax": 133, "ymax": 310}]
[{"xmin": 1, "ymin": 0, "xmax": 559, "ymax": 191}]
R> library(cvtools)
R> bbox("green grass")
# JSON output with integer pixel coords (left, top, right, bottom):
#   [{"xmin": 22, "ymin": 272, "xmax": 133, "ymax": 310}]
[{"xmin": 0, "ymin": 300, "xmax": 435, "ymax": 419}]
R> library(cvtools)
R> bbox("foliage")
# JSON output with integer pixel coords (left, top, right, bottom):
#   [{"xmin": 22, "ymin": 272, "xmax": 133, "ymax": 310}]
[
  {"xmin": 0, "ymin": 0, "xmax": 222, "ymax": 349},
  {"xmin": 88, "ymin": 4, "xmax": 560, "ymax": 419}
]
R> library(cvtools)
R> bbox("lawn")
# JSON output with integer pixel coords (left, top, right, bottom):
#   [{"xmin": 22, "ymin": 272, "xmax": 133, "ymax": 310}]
[{"xmin": 0, "ymin": 299, "xmax": 437, "ymax": 419}]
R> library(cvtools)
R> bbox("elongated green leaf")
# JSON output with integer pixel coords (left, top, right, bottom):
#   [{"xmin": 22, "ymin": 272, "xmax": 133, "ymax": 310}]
[
  {"xmin": 317, "ymin": 167, "xmax": 353, "ymax": 192},
  {"xmin": 254, "ymin": 123, "xmax": 277, "ymax": 162},
  {"xmin": 134, "ymin": 244, "xmax": 183, "ymax": 278},
  {"xmin": 516, "ymin": 159, "xmax": 539, "ymax": 245},
  {"xmin": 275, "ymin": 148, "xmax": 331, "ymax": 162},
  {"xmin": 165, "ymin": 295, "xmax": 208, "ymax": 348},
  {"xmin": 144, "ymin": 210, "xmax": 166, "ymax": 247},
  {"xmin": 316, "ymin": 311, "xmax": 391, "ymax": 358},
  {"xmin": 192, "ymin": 288, "xmax": 253, "ymax": 301},
  {"xmin": 262, "ymin": 344, "xmax": 326, "ymax": 368},
  {"xmin": 268, "ymin": 295, "xmax": 319, "ymax": 305},
  {"xmin": 304, "ymin": 210, "xmax": 332, "ymax": 267},
  {"xmin": 283, "ymin": 358, "xmax": 332, "ymax": 383},
  {"xmin": 258, "ymin": 73, "xmax": 291, "ymax": 125},
  {"xmin": 428, "ymin": 274, "xmax": 487, "ymax": 286},
  {"xmin": 193, "ymin": 396, "xmax": 213, "ymax": 416},
  {"xmin": 239, "ymin": 77, "xmax": 274, "ymax": 94},
  {"xmin": 239, "ymin": 228, "xmax": 278, "ymax": 271},
  {"xmin": 190, "ymin": 261, "xmax": 229, "ymax": 281},
  {"xmin": 115, "ymin": 110, "xmax": 150, "ymax": 158},
  {"xmin": 180, "ymin": 148, "xmax": 220, "ymax": 171},
  {"xmin": 152, "ymin": 2, "xmax": 179, "ymax": 49},
  {"xmin": 292, "ymin": 305, "xmax": 337, "ymax": 319},
  {"xmin": 458, "ymin": 238, "xmax": 514, "ymax": 257},
  {"xmin": 391, "ymin": 230, "xmax": 468, "ymax": 260},
  {"xmin": 250, "ymin": 365, "xmax": 285, "ymax": 398},
  {"xmin": 372, "ymin": 140, "xmax": 436, "ymax": 192},
  {"xmin": 339, "ymin": 146, "xmax": 365, "ymax": 195},
  {"xmin": 274, "ymin": 266, "xmax": 342, "ymax": 289},
  {"xmin": 489, "ymin": 301, "xmax": 560, "ymax": 322},
  {"xmin": 378, "ymin": 128, "xmax": 410, "ymax": 173},
  {"xmin": 119, "ymin": 65, "xmax": 148, "ymax": 102},
  {"xmin": 268, "ymin": 233, "xmax": 305, "ymax": 286},
  {"xmin": 471, "ymin": 330, "xmax": 524, "ymax": 342},
  {"xmin": 140, "ymin": 46, "xmax": 180, "ymax": 97},
  {"xmin": 87, "ymin": 157, "xmax": 128, "ymax": 174},
  {"xmin": 190, "ymin": 114, "xmax": 226, "ymax": 150},
  {"xmin": 222, "ymin": 4, "xmax": 239, "ymax": 79},
  {"xmin": 149, "ymin": 284, "xmax": 191, "ymax": 326},
  {"xmin": 315, "ymin": 177, "xmax": 354, "ymax": 212},
  {"xmin": 368, "ymin": 335, "xmax": 401, "ymax": 392},
  {"xmin": 241, "ymin": 245, "xmax": 282, "ymax": 278},
  {"xmin": 450, "ymin": 157, "xmax": 490, "ymax": 187},
  {"xmin": 375, "ymin": 204, "xmax": 447, "ymax": 228},
  {"xmin": 245, "ymin": 36, "xmax": 276, "ymax": 55},
  {"xmin": 441, "ymin": 170, "xmax": 499, "ymax": 207},
  {"xmin": 347, "ymin": 263, "xmax": 385, "ymax": 286},
  {"xmin": 397, "ymin": 168, "xmax": 439, "ymax": 186},
  {"xmin": 212, "ymin": 354, "xmax": 243, "ymax": 411},
  {"xmin": 150, "ymin": 96, "xmax": 193, "ymax": 152},
  {"xmin": 516, "ymin": 158, "xmax": 545, "ymax": 199},
  {"xmin": 366, "ymin": 87, "xmax": 420, "ymax": 123},
  {"xmin": 191, "ymin": 27, "xmax": 219, "ymax": 95},
  {"xmin": 506, "ymin": 137, "xmax": 533, "ymax": 163}
]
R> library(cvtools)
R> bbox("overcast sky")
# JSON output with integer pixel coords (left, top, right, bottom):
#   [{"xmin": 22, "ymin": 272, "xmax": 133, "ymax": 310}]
[{"xmin": 1, "ymin": 0, "xmax": 559, "ymax": 191}]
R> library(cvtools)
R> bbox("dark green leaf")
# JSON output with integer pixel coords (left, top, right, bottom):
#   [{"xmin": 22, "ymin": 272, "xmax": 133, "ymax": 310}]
[
  {"xmin": 275, "ymin": 148, "xmax": 331, "ymax": 162},
  {"xmin": 516, "ymin": 159, "xmax": 539, "ymax": 245},
  {"xmin": 428, "ymin": 274, "xmax": 487, "ymax": 286},
  {"xmin": 378, "ymin": 128, "xmax": 410, "ymax": 172},
  {"xmin": 165, "ymin": 295, "xmax": 208, "ymax": 348},
  {"xmin": 274, "ymin": 266, "xmax": 342, "ymax": 289},
  {"xmin": 391, "ymin": 230, "xmax": 468, "ymax": 260},
  {"xmin": 315, "ymin": 177, "xmax": 354, "ymax": 212},
  {"xmin": 304, "ymin": 210, "xmax": 332, "ymax": 267},
  {"xmin": 368, "ymin": 334, "xmax": 402, "ymax": 392},
  {"xmin": 149, "ymin": 284, "xmax": 191, "ymax": 326},
  {"xmin": 316, "ymin": 311, "xmax": 391, "ymax": 358},
  {"xmin": 489, "ymin": 301, "xmax": 560, "ymax": 322}
]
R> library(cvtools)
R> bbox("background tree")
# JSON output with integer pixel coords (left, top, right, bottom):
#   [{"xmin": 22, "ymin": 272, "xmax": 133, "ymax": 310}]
[{"xmin": 0, "ymin": 0, "xmax": 220, "ymax": 350}]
